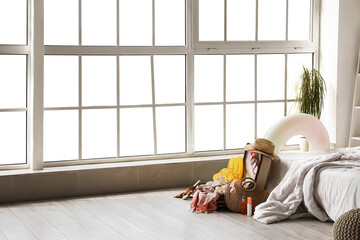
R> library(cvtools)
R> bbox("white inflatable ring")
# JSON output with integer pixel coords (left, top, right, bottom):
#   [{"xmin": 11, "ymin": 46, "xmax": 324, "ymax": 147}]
[{"xmin": 264, "ymin": 113, "xmax": 330, "ymax": 154}]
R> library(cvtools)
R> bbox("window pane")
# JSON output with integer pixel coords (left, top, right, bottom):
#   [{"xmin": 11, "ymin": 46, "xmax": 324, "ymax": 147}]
[
  {"xmin": 154, "ymin": 55, "xmax": 185, "ymax": 104},
  {"xmin": 287, "ymin": 101, "xmax": 297, "ymax": 115},
  {"xmin": 120, "ymin": 56, "xmax": 152, "ymax": 105},
  {"xmin": 227, "ymin": 0, "xmax": 255, "ymax": 41},
  {"xmin": 257, "ymin": 54, "xmax": 285, "ymax": 100},
  {"xmin": 194, "ymin": 55, "xmax": 223, "ymax": 103},
  {"xmin": 155, "ymin": 0, "xmax": 185, "ymax": 46},
  {"xmin": 195, "ymin": 105, "xmax": 223, "ymax": 151},
  {"xmin": 257, "ymin": 102, "xmax": 284, "ymax": 138},
  {"xmin": 82, "ymin": 56, "xmax": 116, "ymax": 106},
  {"xmin": 44, "ymin": 56, "xmax": 78, "ymax": 108},
  {"xmin": 82, "ymin": 0, "xmax": 116, "ymax": 46},
  {"xmin": 226, "ymin": 104, "xmax": 255, "ymax": 149},
  {"xmin": 0, "ymin": 0, "xmax": 26, "ymax": 44},
  {"xmin": 120, "ymin": 0, "xmax": 152, "ymax": 46},
  {"xmin": 44, "ymin": 110, "xmax": 78, "ymax": 162},
  {"xmin": 44, "ymin": 0, "xmax": 78, "ymax": 45},
  {"xmin": 287, "ymin": 53, "xmax": 312, "ymax": 100},
  {"xmin": 0, "ymin": 112, "xmax": 26, "ymax": 164},
  {"xmin": 120, "ymin": 108, "xmax": 154, "ymax": 156},
  {"xmin": 226, "ymin": 55, "xmax": 254, "ymax": 101},
  {"xmin": 288, "ymin": 0, "xmax": 311, "ymax": 40},
  {"xmin": 82, "ymin": 109, "xmax": 117, "ymax": 159},
  {"xmin": 258, "ymin": 0, "xmax": 286, "ymax": 40},
  {"xmin": 0, "ymin": 55, "xmax": 26, "ymax": 108},
  {"xmin": 199, "ymin": 0, "xmax": 224, "ymax": 41},
  {"xmin": 156, "ymin": 106, "xmax": 185, "ymax": 154}
]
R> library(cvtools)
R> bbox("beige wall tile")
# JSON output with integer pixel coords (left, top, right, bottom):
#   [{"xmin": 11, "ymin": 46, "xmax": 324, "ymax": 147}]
[
  {"xmin": 139, "ymin": 163, "xmax": 193, "ymax": 190},
  {"xmin": 0, "ymin": 176, "xmax": 12, "ymax": 203},
  {"xmin": 12, "ymin": 172, "xmax": 78, "ymax": 202},
  {"xmin": 3, "ymin": 159, "xmax": 231, "ymax": 203},
  {"xmin": 193, "ymin": 160, "xmax": 228, "ymax": 182},
  {"xmin": 78, "ymin": 167, "xmax": 139, "ymax": 195}
]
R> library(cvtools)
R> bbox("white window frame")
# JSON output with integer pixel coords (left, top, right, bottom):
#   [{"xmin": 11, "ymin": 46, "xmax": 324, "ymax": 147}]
[
  {"xmin": 42, "ymin": 0, "xmax": 191, "ymax": 167},
  {"xmin": 0, "ymin": 0, "xmax": 320, "ymax": 170},
  {"xmin": 0, "ymin": 47, "xmax": 30, "ymax": 170},
  {"xmin": 0, "ymin": 0, "xmax": 31, "ymax": 170},
  {"xmin": 190, "ymin": 0, "xmax": 320, "ymax": 154},
  {"xmin": 193, "ymin": 0, "xmax": 320, "ymax": 52}
]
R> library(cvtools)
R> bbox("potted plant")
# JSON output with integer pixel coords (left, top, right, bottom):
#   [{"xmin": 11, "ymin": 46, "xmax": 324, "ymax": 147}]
[{"xmin": 295, "ymin": 66, "xmax": 326, "ymax": 151}]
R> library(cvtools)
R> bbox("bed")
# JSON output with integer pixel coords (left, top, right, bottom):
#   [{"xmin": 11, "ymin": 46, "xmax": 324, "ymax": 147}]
[
  {"xmin": 254, "ymin": 148, "xmax": 360, "ymax": 224},
  {"xmin": 314, "ymin": 163, "xmax": 360, "ymax": 221}
]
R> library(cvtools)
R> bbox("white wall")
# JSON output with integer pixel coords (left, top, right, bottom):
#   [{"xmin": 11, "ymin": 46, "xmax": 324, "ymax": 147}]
[
  {"xmin": 336, "ymin": 0, "xmax": 360, "ymax": 147},
  {"xmin": 319, "ymin": 0, "xmax": 339, "ymax": 145},
  {"xmin": 320, "ymin": 0, "xmax": 360, "ymax": 147}
]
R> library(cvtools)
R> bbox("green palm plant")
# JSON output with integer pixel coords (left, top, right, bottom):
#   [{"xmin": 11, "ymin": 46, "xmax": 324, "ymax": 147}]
[{"xmin": 295, "ymin": 66, "xmax": 326, "ymax": 119}]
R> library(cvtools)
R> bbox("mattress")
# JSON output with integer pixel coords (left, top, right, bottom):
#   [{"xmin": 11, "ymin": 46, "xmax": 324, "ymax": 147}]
[{"xmin": 265, "ymin": 151, "xmax": 360, "ymax": 221}]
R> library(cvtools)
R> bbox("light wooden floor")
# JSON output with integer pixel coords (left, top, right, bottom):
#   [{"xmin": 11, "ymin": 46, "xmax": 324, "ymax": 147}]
[{"xmin": 0, "ymin": 188, "xmax": 333, "ymax": 240}]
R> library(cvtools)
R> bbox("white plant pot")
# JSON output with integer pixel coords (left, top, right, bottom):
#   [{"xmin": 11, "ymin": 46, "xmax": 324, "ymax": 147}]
[{"xmin": 300, "ymin": 137, "xmax": 309, "ymax": 152}]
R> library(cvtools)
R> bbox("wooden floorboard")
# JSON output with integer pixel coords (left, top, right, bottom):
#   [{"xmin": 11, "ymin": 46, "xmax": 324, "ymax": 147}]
[{"xmin": 1, "ymin": 188, "xmax": 333, "ymax": 240}]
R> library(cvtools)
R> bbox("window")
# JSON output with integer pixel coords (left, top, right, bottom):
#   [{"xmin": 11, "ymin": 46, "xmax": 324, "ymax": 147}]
[
  {"xmin": 43, "ymin": 0, "xmax": 187, "ymax": 164},
  {"xmin": 0, "ymin": 0, "xmax": 27, "ymax": 45},
  {"xmin": 0, "ymin": 0, "xmax": 319, "ymax": 168},
  {"xmin": 194, "ymin": 0, "xmax": 317, "ymax": 151},
  {"xmin": 0, "ymin": 0, "xmax": 28, "ymax": 167}
]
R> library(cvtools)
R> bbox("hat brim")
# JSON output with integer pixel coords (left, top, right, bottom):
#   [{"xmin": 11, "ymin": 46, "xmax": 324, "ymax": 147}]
[{"xmin": 244, "ymin": 144, "xmax": 280, "ymax": 161}]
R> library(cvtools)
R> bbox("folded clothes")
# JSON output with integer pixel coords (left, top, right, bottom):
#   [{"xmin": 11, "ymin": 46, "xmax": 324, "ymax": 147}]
[{"xmin": 189, "ymin": 187, "xmax": 220, "ymax": 213}]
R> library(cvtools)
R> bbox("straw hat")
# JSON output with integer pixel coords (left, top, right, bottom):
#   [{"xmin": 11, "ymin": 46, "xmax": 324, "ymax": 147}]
[{"xmin": 244, "ymin": 138, "xmax": 280, "ymax": 160}]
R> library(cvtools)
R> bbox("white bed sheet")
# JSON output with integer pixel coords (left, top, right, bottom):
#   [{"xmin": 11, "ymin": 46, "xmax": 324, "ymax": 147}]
[
  {"xmin": 315, "ymin": 166, "xmax": 360, "ymax": 220},
  {"xmin": 265, "ymin": 150, "xmax": 360, "ymax": 221}
]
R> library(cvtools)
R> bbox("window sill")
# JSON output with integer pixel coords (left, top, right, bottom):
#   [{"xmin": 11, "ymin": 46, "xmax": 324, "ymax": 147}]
[{"xmin": 0, "ymin": 153, "xmax": 241, "ymax": 177}]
